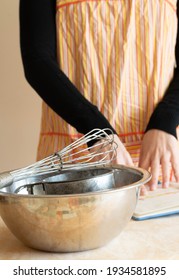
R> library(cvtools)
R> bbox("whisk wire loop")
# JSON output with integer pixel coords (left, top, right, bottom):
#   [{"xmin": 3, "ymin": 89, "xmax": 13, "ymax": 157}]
[{"xmin": 3, "ymin": 128, "xmax": 118, "ymax": 186}]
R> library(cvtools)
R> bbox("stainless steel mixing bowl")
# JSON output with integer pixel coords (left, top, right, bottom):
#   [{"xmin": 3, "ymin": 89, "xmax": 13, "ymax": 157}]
[{"xmin": 0, "ymin": 165, "xmax": 151, "ymax": 252}]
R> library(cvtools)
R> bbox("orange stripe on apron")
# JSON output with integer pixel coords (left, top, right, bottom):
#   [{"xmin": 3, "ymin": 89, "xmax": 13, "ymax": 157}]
[{"xmin": 37, "ymin": 0, "xmax": 177, "ymax": 172}]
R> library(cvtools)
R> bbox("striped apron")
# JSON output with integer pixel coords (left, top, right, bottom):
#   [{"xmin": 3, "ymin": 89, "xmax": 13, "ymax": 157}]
[{"xmin": 37, "ymin": 0, "xmax": 177, "ymax": 166}]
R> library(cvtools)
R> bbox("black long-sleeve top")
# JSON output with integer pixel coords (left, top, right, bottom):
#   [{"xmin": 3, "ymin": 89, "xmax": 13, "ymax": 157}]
[{"xmin": 19, "ymin": 0, "xmax": 179, "ymax": 141}]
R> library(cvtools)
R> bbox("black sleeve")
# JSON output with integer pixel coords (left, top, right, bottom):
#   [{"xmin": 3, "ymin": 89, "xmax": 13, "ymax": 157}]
[
  {"xmin": 145, "ymin": 1, "xmax": 179, "ymax": 138},
  {"xmin": 19, "ymin": 0, "xmax": 116, "ymax": 139}
]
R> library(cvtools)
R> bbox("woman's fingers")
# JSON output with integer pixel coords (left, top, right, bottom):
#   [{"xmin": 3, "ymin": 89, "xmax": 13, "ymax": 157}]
[
  {"xmin": 139, "ymin": 155, "xmax": 159, "ymax": 191},
  {"xmin": 171, "ymin": 155, "xmax": 179, "ymax": 183},
  {"xmin": 139, "ymin": 129, "xmax": 179, "ymax": 192},
  {"xmin": 149, "ymin": 158, "xmax": 160, "ymax": 190},
  {"xmin": 112, "ymin": 134, "xmax": 134, "ymax": 166},
  {"xmin": 161, "ymin": 154, "xmax": 170, "ymax": 188},
  {"xmin": 139, "ymin": 185, "xmax": 148, "ymax": 196}
]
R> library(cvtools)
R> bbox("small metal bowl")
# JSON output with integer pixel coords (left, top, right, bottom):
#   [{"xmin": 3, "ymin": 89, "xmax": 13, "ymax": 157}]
[
  {"xmin": 13, "ymin": 168, "xmax": 115, "ymax": 195},
  {"xmin": 43, "ymin": 167, "xmax": 115, "ymax": 195},
  {"xmin": 0, "ymin": 165, "xmax": 151, "ymax": 252}
]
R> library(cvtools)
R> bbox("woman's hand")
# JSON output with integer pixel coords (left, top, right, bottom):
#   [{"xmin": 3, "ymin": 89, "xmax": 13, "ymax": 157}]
[
  {"xmin": 139, "ymin": 129, "xmax": 179, "ymax": 191},
  {"xmin": 112, "ymin": 134, "xmax": 134, "ymax": 165},
  {"xmin": 90, "ymin": 134, "xmax": 134, "ymax": 166}
]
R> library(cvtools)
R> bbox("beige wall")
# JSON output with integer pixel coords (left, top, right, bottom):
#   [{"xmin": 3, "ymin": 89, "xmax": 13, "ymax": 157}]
[{"xmin": 0, "ymin": 1, "xmax": 41, "ymax": 172}]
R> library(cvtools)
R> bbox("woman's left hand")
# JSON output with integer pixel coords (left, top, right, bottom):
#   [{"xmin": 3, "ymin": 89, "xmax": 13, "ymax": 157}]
[{"xmin": 139, "ymin": 129, "xmax": 179, "ymax": 191}]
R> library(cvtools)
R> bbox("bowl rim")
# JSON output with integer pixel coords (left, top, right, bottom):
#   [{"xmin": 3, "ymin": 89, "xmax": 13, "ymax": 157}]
[
  {"xmin": 42, "ymin": 167, "xmax": 114, "ymax": 184},
  {"xmin": 0, "ymin": 164, "xmax": 151, "ymax": 198}
]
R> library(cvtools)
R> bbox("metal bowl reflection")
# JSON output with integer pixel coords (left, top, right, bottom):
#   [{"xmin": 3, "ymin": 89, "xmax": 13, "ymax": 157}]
[{"xmin": 0, "ymin": 165, "xmax": 151, "ymax": 252}]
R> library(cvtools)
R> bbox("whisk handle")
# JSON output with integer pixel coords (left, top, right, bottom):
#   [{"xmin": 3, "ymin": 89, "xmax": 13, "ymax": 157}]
[{"xmin": 0, "ymin": 172, "xmax": 13, "ymax": 189}]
